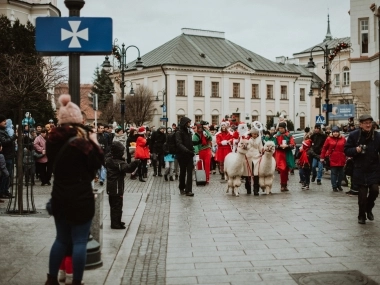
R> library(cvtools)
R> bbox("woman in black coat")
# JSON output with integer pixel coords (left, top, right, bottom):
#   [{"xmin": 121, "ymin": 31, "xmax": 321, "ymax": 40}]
[{"xmin": 45, "ymin": 95, "xmax": 104, "ymax": 285}]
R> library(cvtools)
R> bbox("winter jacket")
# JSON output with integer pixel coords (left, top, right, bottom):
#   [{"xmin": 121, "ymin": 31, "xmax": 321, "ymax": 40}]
[
  {"xmin": 97, "ymin": 132, "xmax": 109, "ymax": 154},
  {"xmin": 135, "ymin": 135, "xmax": 150, "ymax": 159},
  {"xmin": 298, "ymin": 139, "xmax": 312, "ymax": 168},
  {"xmin": 47, "ymin": 125, "xmax": 104, "ymax": 225},
  {"xmin": 0, "ymin": 153, "xmax": 9, "ymax": 177},
  {"xmin": 274, "ymin": 131, "xmax": 295, "ymax": 170},
  {"xmin": 150, "ymin": 128, "xmax": 166, "ymax": 154},
  {"xmin": 215, "ymin": 130, "xmax": 233, "ymax": 162},
  {"xmin": 105, "ymin": 141, "xmax": 140, "ymax": 196},
  {"xmin": 164, "ymin": 131, "xmax": 177, "ymax": 155},
  {"xmin": 175, "ymin": 117, "xmax": 194, "ymax": 161},
  {"xmin": 320, "ymin": 135, "xmax": 346, "ymax": 167},
  {"xmin": 310, "ymin": 132, "xmax": 327, "ymax": 156},
  {"xmin": 344, "ymin": 128, "xmax": 380, "ymax": 185},
  {"xmin": 33, "ymin": 134, "xmax": 47, "ymax": 163},
  {"xmin": 113, "ymin": 133, "xmax": 127, "ymax": 145},
  {"xmin": 0, "ymin": 127, "xmax": 16, "ymax": 160},
  {"xmin": 192, "ymin": 130, "xmax": 212, "ymax": 154}
]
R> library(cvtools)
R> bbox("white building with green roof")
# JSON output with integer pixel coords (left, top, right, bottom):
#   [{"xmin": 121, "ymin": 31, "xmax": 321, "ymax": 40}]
[{"xmin": 116, "ymin": 28, "xmax": 313, "ymax": 129}]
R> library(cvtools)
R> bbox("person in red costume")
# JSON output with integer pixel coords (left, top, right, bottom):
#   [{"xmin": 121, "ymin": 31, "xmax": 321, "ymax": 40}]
[
  {"xmin": 274, "ymin": 122, "xmax": 295, "ymax": 192},
  {"xmin": 216, "ymin": 122, "xmax": 233, "ymax": 180}
]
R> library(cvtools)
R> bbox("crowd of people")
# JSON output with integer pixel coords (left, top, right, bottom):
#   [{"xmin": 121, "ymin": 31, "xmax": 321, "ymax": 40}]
[{"xmin": 1, "ymin": 97, "xmax": 380, "ymax": 284}]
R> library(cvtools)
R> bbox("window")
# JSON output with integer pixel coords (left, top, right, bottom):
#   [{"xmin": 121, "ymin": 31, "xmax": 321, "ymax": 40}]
[
  {"xmin": 233, "ymin": 83, "xmax": 240, "ymax": 98},
  {"xmin": 252, "ymin": 84, "xmax": 259, "ymax": 99},
  {"xmin": 211, "ymin": 82, "xmax": 219, "ymax": 97},
  {"xmin": 315, "ymin": 97, "xmax": 321, "ymax": 108},
  {"xmin": 280, "ymin": 85, "xmax": 287, "ymax": 100},
  {"xmin": 300, "ymin": 88, "xmax": 305, "ymax": 101},
  {"xmin": 343, "ymin": 67, "xmax": 350, "ymax": 86},
  {"xmin": 195, "ymin": 81, "xmax": 202, "ymax": 97},
  {"xmin": 211, "ymin": 115, "xmax": 219, "ymax": 125},
  {"xmin": 335, "ymin": 74, "xmax": 340, "ymax": 86},
  {"xmin": 266, "ymin": 85, "xmax": 273, "ymax": 99},
  {"xmin": 266, "ymin": 116, "xmax": 274, "ymax": 125},
  {"xmin": 360, "ymin": 19, "xmax": 368, "ymax": 54},
  {"xmin": 252, "ymin": 115, "xmax": 258, "ymax": 122},
  {"xmin": 300, "ymin": 117, "xmax": 305, "ymax": 130},
  {"xmin": 195, "ymin": 115, "xmax": 202, "ymax": 122},
  {"xmin": 177, "ymin": 80, "xmax": 185, "ymax": 96},
  {"xmin": 177, "ymin": 115, "xmax": 184, "ymax": 123}
]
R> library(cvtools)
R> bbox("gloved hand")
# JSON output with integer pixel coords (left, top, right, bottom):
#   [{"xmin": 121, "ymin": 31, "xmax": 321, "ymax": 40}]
[{"xmin": 221, "ymin": 140, "xmax": 228, "ymax": 145}]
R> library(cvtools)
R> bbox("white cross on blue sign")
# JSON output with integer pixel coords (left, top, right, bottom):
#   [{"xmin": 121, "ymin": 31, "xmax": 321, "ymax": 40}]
[
  {"xmin": 316, "ymin": 115, "xmax": 325, "ymax": 124},
  {"xmin": 36, "ymin": 17, "xmax": 112, "ymax": 55}
]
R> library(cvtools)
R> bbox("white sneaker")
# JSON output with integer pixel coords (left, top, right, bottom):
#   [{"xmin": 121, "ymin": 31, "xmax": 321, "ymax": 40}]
[{"xmin": 58, "ymin": 270, "xmax": 66, "ymax": 282}]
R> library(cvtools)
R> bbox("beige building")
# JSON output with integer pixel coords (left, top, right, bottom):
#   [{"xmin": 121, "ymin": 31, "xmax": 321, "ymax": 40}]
[
  {"xmin": 293, "ymin": 15, "xmax": 352, "ymax": 126},
  {"xmin": 0, "ymin": 0, "xmax": 60, "ymax": 25},
  {"xmin": 349, "ymin": 0, "xmax": 380, "ymax": 121},
  {"xmin": 113, "ymin": 28, "xmax": 313, "ymax": 129}
]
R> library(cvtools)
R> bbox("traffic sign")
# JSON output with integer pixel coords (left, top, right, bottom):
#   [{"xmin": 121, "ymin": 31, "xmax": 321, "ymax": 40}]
[
  {"xmin": 36, "ymin": 17, "xmax": 113, "ymax": 55},
  {"xmin": 163, "ymin": 105, "xmax": 167, "ymax": 112},
  {"xmin": 160, "ymin": 117, "xmax": 168, "ymax": 122},
  {"xmin": 316, "ymin": 115, "xmax": 325, "ymax": 124}
]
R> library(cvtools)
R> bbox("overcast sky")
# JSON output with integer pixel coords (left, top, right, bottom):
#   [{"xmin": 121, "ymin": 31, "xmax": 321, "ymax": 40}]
[{"xmin": 57, "ymin": 0, "xmax": 351, "ymax": 84}]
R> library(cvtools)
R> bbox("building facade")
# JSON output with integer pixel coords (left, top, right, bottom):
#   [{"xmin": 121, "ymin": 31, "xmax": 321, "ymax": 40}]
[
  {"xmin": 293, "ymin": 15, "xmax": 352, "ymax": 126},
  {"xmin": 349, "ymin": 0, "xmax": 380, "ymax": 121},
  {"xmin": 112, "ymin": 28, "xmax": 313, "ymax": 129},
  {"xmin": 0, "ymin": 0, "xmax": 60, "ymax": 25}
]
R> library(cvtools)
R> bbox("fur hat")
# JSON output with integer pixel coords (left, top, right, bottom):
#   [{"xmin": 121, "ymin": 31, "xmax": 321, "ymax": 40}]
[
  {"xmin": 278, "ymin": 122, "xmax": 287, "ymax": 129},
  {"xmin": 138, "ymin": 126, "xmax": 146, "ymax": 134},
  {"xmin": 57, "ymin": 94, "xmax": 83, "ymax": 125}
]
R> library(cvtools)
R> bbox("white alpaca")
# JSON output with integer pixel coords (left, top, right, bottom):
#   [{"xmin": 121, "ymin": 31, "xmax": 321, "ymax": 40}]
[
  {"xmin": 258, "ymin": 141, "xmax": 276, "ymax": 194},
  {"xmin": 224, "ymin": 139, "xmax": 251, "ymax": 197}
]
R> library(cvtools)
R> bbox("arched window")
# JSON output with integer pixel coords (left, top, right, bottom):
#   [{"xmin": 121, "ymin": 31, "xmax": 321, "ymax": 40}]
[{"xmin": 343, "ymin": 67, "xmax": 350, "ymax": 86}]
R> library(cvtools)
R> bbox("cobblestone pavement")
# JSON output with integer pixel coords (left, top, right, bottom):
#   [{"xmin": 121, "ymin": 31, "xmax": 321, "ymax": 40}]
[{"xmin": 1, "ymin": 168, "xmax": 380, "ymax": 284}]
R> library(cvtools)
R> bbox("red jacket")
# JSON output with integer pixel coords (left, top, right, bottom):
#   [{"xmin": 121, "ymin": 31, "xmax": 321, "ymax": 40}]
[
  {"xmin": 135, "ymin": 136, "xmax": 150, "ymax": 159},
  {"xmin": 215, "ymin": 131, "xmax": 233, "ymax": 162},
  {"xmin": 320, "ymin": 135, "xmax": 346, "ymax": 167}
]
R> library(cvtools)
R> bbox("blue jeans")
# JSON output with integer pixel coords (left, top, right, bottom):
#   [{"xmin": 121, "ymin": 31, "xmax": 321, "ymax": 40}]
[
  {"xmin": 0, "ymin": 159, "xmax": 13, "ymax": 194},
  {"xmin": 98, "ymin": 165, "xmax": 106, "ymax": 182},
  {"xmin": 312, "ymin": 158, "xmax": 323, "ymax": 181},
  {"xmin": 49, "ymin": 218, "xmax": 92, "ymax": 281},
  {"xmin": 330, "ymin": 166, "xmax": 344, "ymax": 188}
]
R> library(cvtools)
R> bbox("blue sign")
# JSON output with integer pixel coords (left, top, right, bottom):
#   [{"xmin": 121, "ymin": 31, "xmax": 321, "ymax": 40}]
[
  {"xmin": 315, "ymin": 115, "xmax": 325, "ymax": 124},
  {"xmin": 322, "ymin": 104, "xmax": 355, "ymax": 120},
  {"xmin": 36, "ymin": 17, "xmax": 112, "ymax": 55},
  {"xmin": 160, "ymin": 117, "xmax": 168, "ymax": 122},
  {"xmin": 163, "ymin": 105, "xmax": 167, "ymax": 112}
]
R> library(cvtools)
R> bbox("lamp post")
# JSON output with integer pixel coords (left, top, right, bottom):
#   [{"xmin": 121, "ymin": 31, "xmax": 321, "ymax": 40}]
[
  {"xmin": 156, "ymin": 90, "xmax": 167, "ymax": 128},
  {"xmin": 306, "ymin": 42, "xmax": 350, "ymax": 126},
  {"xmin": 102, "ymin": 41, "xmax": 143, "ymax": 129}
]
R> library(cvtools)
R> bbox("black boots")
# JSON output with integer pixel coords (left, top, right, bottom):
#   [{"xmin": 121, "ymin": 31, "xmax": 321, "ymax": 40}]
[
  {"xmin": 245, "ymin": 177, "xmax": 251, "ymax": 194},
  {"xmin": 45, "ymin": 274, "xmax": 59, "ymax": 285},
  {"xmin": 253, "ymin": 176, "xmax": 259, "ymax": 196},
  {"xmin": 139, "ymin": 176, "xmax": 146, "ymax": 182},
  {"xmin": 221, "ymin": 173, "xmax": 225, "ymax": 180},
  {"xmin": 111, "ymin": 210, "xmax": 126, "ymax": 229},
  {"xmin": 281, "ymin": 184, "xmax": 289, "ymax": 192}
]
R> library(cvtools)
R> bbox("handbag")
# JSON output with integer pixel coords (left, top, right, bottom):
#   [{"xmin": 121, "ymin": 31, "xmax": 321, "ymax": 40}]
[{"xmin": 46, "ymin": 136, "xmax": 77, "ymax": 215}]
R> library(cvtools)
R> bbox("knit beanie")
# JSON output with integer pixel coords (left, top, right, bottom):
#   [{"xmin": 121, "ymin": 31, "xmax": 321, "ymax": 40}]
[
  {"xmin": 278, "ymin": 122, "xmax": 287, "ymax": 129},
  {"xmin": 57, "ymin": 94, "xmax": 83, "ymax": 125},
  {"xmin": 0, "ymin": 114, "xmax": 6, "ymax": 123}
]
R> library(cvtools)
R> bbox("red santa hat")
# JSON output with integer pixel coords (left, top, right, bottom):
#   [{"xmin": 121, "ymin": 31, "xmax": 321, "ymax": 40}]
[{"xmin": 138, "ymin": 126, "xmax": 146, "ymax": 134}]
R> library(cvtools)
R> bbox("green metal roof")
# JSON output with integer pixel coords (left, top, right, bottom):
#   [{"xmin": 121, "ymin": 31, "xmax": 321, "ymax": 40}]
[
  {"xmin": 293, "ymin": 37, "xmax": 351, "ymax": 55},
  {"xmin": 125, "ymin": 33, "xmax": 311, "ymax": 76}
]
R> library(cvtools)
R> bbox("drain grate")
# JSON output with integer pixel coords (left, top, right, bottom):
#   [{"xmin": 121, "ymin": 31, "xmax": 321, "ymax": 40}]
[{"xmin": 290, "ymin": 270, "xmax": 379, "ymax": 285}]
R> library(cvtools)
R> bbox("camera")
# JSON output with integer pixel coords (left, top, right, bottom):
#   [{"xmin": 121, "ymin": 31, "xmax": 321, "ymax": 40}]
[
  {"xmin": 200, "ymin": 120, "xmax": 209, "ymax": 125},
  {"xmin": 360, "ymin": 144, "xmax": 367, "ymax": 154}
]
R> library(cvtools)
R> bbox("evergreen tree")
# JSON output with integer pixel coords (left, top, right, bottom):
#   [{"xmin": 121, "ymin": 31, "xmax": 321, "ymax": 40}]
[{"xmin": 91, "ymin": 67, "xmax": 113, "ymax": 108}]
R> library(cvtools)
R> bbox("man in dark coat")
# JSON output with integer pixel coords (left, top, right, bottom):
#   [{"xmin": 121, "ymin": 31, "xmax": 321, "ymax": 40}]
[
  {"xmin": 344, "ymin": 114, "xmax": 380, "ymax": 224},
  {"xmin": 175, "ymin": 117, "xmax": 195, "ymax": 196},
  {"xmin": 105, "ymin": 141, "xmax": 140, "ymax": 229},
  {"xmin": 310, "ymin": 124, "xmax": 327, "ymax": 185},
  {"xmin": 0, "ymin": 114, "xmax": 16, "ymax": 198},
  {"xmin": 150, "ymin": 125, "xmax": 166, "ymax": 176}
]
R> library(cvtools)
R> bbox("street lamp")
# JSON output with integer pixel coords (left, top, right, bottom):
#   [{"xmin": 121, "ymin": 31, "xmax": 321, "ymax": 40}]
[
  {"xmin": 156, "ymin": 90, "xmax": 167, "ymax": 128},
  {"xmin": 102, "ymin": 41, "xmax": 143, "ymax": 129},
  {"xmin": 306, "ymin": 42, "xmax": 349, "ymax": 126}
]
